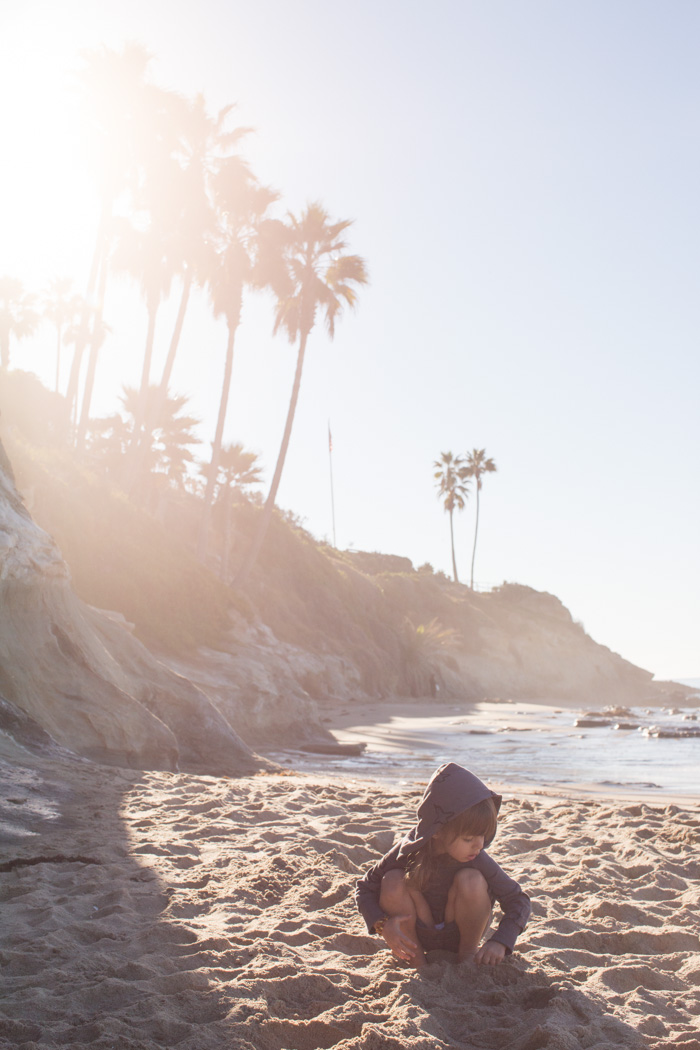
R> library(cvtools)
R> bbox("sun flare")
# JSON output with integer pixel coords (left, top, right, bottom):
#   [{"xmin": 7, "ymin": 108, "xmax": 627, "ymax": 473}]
[{"xmin": 0, "ymin": 27, "xmax": 98, "ymax": 283}]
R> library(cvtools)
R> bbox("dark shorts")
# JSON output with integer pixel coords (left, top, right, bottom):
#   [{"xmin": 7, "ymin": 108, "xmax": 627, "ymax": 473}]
[{"xmin": 415, "ymin": 919, "xmax": 460, "ymax": 954}]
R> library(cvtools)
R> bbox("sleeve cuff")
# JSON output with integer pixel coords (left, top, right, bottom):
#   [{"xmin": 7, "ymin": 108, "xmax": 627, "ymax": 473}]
[
  {"xmin": 364, "ymin": 907, "xmax": 387, "ymax": 934},
  {"xmin": 490, "ymin": 917, "xmax": 524, "ymax": 954}
]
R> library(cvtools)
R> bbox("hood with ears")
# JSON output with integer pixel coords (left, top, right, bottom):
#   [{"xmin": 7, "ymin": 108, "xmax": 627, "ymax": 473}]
[{"xmin": 396, "ymin": 762, "xmax": 502, "ymax": 860}]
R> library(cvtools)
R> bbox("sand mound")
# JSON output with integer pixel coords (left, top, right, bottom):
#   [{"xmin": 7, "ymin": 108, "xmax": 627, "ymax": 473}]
[{"xmin": 1, "ymin": 750, "xmax": 699, "ymax": 1049}]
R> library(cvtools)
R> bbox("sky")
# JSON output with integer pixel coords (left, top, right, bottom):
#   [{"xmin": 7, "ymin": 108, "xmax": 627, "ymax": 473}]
[{"xmin": 0, "ymin": 1, "xmax": 698, "ymax": 680}]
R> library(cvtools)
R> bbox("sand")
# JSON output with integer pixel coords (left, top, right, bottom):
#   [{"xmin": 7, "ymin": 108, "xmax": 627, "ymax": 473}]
[{"xmin": 2, "ymin": 734, "xmax": 700, "ymax": 1050}]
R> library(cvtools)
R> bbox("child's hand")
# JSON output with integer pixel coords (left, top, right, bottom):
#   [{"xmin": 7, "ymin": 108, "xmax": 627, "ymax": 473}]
[
  {"xmin": 474, "ymin": 940, "xmax": 506, "ymax": 966},
  {"xmin": 382, "ymin": 915, "xmax": 419, "ymax": 962}
]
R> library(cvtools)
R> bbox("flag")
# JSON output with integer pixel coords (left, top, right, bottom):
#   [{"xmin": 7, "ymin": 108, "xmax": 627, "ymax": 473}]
[{"xmin": 328, "ymin": 423, "xmax": 333, "ymax": 453}]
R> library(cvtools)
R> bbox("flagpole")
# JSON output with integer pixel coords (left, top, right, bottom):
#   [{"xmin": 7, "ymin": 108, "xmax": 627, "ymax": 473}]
[{"xmin": 328, "ymin": 421, "xmax": 337, "ymax": 548}]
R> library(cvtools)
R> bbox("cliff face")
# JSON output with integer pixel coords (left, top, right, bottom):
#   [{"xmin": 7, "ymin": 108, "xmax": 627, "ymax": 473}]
[
  {"xmin": 440, "ymin": 584, "xmax": 656, "ymax": 705},
  {"xmin": 0, "ymin": 437, "xmax": 264, "ymax": 775},
  {"xmin": 1, "ymin": 403, "xmax": 685, "ymax": 775},
  {"xmin": 168, "ymin": 569, "xmax": 667, "ymax": 733},
  {"xmin": 166, "ymin": 614, "xmax": 366, "ymax": 748},
  {"xmin": 214, "ymin": 525, "xmax": 671, "ymax": 714}
]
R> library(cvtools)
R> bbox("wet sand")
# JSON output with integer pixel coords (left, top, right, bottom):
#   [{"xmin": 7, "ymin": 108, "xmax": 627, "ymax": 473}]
[{"xmin": 2, "ymin": 729, "xmax": 700, "ymax": 1050}]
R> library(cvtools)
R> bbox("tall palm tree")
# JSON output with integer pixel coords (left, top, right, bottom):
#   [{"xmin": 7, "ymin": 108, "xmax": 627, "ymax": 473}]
[
  {"xmin": 70, "ymin": 44, "xmax": 180, "ymax": 444},
  {"xmin": 141, "ymin": 99, "xmax": 255, "ymax": 506},
  {"xmin": 463, "ymin": 448, "xmax": 497, "ymax": 589},
  {"xmin": 74, "ymin": 247, "xmax": 111, "ymax": 449},
  {"xmin": 42, "ymin": 278, "xmax": 82, "ymax": 393},
  {"xmin": 156, "ymin": 96, "xmax": 251, "ymax": 401},
  {"xmin": 235, "ymin": 202, "xmax": 368, "ymax": 585},
  {"xmin": 62, "ymin": 302, "xmax": 98, "ymax": 425},
  {"xmin": 196, "ymin": 161, "xmax": 277, "ymax": 560},
  {"xmin": 0, "ymin": 277, "xmax": 39, "ymax": 369},
  {"xmin": 66, "ymin": 43, "xmax": 155, "ymax": 425},
  {"xmin": 433, "ymin": 451, "xmax": 469, "ymax": 583},
  {"xmin": 110, "ymin": 217, "xmax": 175, "ymax": 441}
]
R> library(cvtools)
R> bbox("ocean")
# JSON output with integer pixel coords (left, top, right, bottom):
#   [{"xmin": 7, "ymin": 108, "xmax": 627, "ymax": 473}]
[{"xmin": 270, "ymin": 697, "xmax": 700, "ymax": 799}]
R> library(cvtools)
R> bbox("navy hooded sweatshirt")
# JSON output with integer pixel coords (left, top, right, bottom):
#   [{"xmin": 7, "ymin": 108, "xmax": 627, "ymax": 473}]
[{"xmin": 355, "ymin": 763, "xmax": 531, "ymax": 954}]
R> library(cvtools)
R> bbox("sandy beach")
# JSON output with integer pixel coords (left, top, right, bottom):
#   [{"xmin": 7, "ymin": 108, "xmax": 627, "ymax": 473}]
[{"xmin": 2, "ymin": 711, "xmax": 700, "ymax": 1050}]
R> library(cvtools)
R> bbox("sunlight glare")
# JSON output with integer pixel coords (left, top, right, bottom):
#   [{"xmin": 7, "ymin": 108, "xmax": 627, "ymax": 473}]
[{"xmin": 0, "ymin": 27, "xmax": 97, "ymax": 286}]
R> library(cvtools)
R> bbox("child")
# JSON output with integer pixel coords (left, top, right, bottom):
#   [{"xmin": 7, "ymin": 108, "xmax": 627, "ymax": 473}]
[{"xmin": 355, "ymin": 762, "xmax": 530, "ymax": 967}]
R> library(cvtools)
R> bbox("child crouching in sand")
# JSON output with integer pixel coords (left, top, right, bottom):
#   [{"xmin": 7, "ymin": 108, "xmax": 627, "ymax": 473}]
[{"xmin": 355, "ymin": 763, "xmax": 531, "ymax": 967}]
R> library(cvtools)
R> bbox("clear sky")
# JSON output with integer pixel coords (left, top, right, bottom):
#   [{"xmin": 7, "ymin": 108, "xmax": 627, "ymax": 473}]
[{"xmin": 1, "ymin": 1, "xmax": 698, "ymax": 680}]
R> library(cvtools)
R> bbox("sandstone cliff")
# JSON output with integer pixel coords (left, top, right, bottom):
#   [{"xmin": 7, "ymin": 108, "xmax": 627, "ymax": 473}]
[
  {"xmin": 0, "ymin": 437, "xmax": 265, "ymax": 775},
  {"xmin": 1, "ymin": 382, "xmax": 687, "ymax": 775},
  {"xmin": 167, "ymin": 554, "xmax": 676, "ymax": 739}
]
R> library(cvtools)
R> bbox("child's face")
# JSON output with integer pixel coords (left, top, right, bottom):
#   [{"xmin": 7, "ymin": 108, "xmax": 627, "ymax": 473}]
[{"xmin": 443, "ymin": 832, "xmax": 485, "ymax": 864}]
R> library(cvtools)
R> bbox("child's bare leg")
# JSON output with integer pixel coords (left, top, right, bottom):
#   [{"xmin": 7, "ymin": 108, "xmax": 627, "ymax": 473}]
[
  {"xmin": 444, "ymin": 869, "xmax": 492, "ymax": 961},
  {"xmin": 379, "ymin": 869, "xmax": 431, "ymax": 968}
]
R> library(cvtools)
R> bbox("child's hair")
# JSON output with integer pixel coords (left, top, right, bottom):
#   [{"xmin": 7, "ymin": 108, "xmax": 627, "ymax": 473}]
[{"xmin": 405, "ymin": 796, "xmax": 498, "ymax": 891}]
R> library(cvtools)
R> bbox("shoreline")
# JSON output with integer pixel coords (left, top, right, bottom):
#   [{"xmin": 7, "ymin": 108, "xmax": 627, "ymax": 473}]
[{"xmin": 268, "ymin": 696, "xmax": 700, "ymax": 803}]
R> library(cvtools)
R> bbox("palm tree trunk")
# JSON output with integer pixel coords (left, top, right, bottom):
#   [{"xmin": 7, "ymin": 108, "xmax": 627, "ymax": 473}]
[
  {"xmin": 128, "ymin": 275, "xmax": 191, "ymax": 496},
  {"xmin": 67, "ymin": 327, "xmax": 88, "ymax": 428},
  {"xmin": 197, "ymin": 320, "xmax": 237, "ymax": 561},
  {"xmin": 122, "ymin": 299, "xmax": 160, "ymax": 494},
  {"xmin": 66, "ymin": 201, "xmax": 109, "ymax": 423},
  {"xmin": 159, "ymin": 268, "xmax": 192, "ymax": 395},
  {"xmin": 234, "ymin": 328, "xmax": 309, "ymax": 586},
  {"xmin": 470, "ymin": 484, "xmax": 480, "ymax": 589},
  {"xmin": 75, "ymin": 251, "xmax": 109, "ymax": 450},
  {"xmin": 450, "ymin": 507, "xmax": 459, "ymax": 583},
  {"xmin": 222, "ymin": 482, "xmax": 232, "ymax": 582},
  {"xmin": 55, "ymin": 325, "xmax": 62, "ymax": 393},
  {"xmin": 132, "ymin": 301, "xmax": 158, "ymax": 447}
]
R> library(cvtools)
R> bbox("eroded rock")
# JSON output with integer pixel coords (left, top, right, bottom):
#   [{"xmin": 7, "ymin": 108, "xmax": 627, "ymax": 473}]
[{"xmin": 0, "ymin": 437, "xmax": 264, "ymax": 776}]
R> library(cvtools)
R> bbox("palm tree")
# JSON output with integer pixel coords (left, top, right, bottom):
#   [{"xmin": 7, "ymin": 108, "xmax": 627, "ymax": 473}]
[
  {"xmin": 235, "ymin": 202, "xmax": 368, "ymax": 585},
  {"xmin": 42, "ymin": 278, "xmax": 83, "ymax": 393},
  {"xmin": 88, "ymin": 385, "xmax": 200, "ymax": 496},
  {"xmin": 125, "ymin": 99, "xmax": 252, "ymax": 507},
  {"xmin": 463, "ymin": 448, "xmax": 497, "ymax": 589},
  {"xmin": 74, "ymin": 254, "xmax": 111, "ymax": 450},
  {"xmin": 62, "ymin": 303, "xmax": 99, "ymax": 425},
  {"xmin": 70, "ymin": 44, "xmax": 180, "ymax": 443},
  {"xmin": 196, "ymin": 160, "xmax": 277, "ymax": 560},
  {"xmin": 66, "ymin": 43, "xmax": 156, "ymax": 425},
  {"xmin": 156, "ymin": 96, "xmax": 252, "ymax": 401},
  {"xmin": 201, "ymin": 442, "xmax": 263, "ymax": 581},
  {"xmin": 85, "ymin": 411, "xmax": 131, "ymax": 478},
  {"xmin": 154, "ymin": 393, "xmax": 202, "ymax": 490},
  {"xmin": 0, "ymin": 277, "xmax": 39, "ymax": 369},
  {"xmin": 434, "ymin": 451, "xmax": 469, "ymax": 583},
  {"xmin": 110, "ymin": 217, "xmax": 175, "ymax": 441}
]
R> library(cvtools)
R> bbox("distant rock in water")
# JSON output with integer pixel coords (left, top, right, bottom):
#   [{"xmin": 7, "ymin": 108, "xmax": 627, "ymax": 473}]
[
  {"xmin": 643, "ymin": 725, "xmax": 700, "ymax": 739},
  {"xmin": 0, "ymin": 436, "xmax": 264, "ymax": 776}
]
